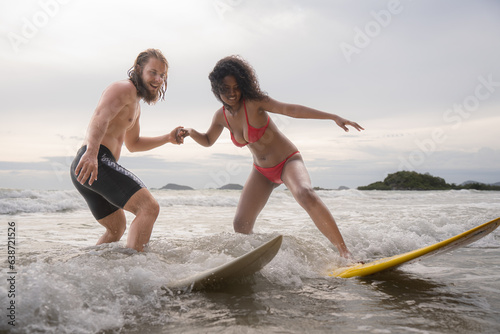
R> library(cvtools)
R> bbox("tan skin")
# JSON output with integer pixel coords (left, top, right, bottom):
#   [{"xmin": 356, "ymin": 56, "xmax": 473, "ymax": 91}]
[
  {"xmin": 184, "ymin": 75, "xmax": 364, "ymax": 259},
  {"xmin": 75, "ymin": 56, "xmax": 184, "ymax": 252}
]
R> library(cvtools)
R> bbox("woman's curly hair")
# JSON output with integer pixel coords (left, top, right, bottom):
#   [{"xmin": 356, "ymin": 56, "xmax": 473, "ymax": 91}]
[{"xmin": 209, "ymin": 55, "xmax": 268, "ymax": 110}]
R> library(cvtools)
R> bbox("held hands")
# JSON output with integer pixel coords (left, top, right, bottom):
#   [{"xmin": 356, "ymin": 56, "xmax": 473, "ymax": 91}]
[
  {"xmin": 334, "ymin": 116, "xmax": 364, "ymax": 132},
  {"xmin": 176, "ymin": 127, "xmax": 191, "ymax": 141},
  {"xmin": 172, "ymin": 126, "xmax": 189, "ymax": 144}
]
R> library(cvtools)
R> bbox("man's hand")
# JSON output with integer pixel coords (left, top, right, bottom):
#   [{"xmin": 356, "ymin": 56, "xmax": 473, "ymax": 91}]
[
  {"xmin": 179, "ymin": 128, "xmax": 190, "ymax": 139},
  {"xmin": 75, "ymin": 151, "xmax": 98, "ymax": 186},
  {"xmin": 172, "ymin": 126, "xmax": 187, "ymax": 144}
]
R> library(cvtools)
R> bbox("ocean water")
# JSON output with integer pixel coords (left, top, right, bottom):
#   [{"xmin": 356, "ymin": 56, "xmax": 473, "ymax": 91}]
[{"xmin": 1, "ymin": 188, "xmax": 499, "ymax": 334}]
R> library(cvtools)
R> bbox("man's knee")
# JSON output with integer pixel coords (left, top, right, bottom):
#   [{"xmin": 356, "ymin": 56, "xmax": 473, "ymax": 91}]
[
  {"xmin": 126, "ymin": 190, "xmax": 160, "ymax": 219},
  {"xmin": 142, "ymin": 197, "xmax": 160, "ymax": 220},
  {"xmin": 150, "ymin": 199, "xmax": 160, "ymax": 218}
]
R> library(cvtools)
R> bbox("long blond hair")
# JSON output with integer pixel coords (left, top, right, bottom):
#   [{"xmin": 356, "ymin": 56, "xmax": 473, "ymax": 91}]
[{"xmin": 128, "ymin": 48, "xmax": 168, "ymax": 104}]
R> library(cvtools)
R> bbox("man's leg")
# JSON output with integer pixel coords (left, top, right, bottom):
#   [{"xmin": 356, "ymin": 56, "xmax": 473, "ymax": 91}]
[
  {"xmin": 123, "ymin": 188, "xmax": 160, "ymax": 251},
  {"xmin": 97, "ymin": 209, "xmax": 127, "ymax": 245}
]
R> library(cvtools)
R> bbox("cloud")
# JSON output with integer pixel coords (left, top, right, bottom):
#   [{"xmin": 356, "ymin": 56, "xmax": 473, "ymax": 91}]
[{"xmin": 1, "ymin": 0, "xmax": 500, "ymax": 190}]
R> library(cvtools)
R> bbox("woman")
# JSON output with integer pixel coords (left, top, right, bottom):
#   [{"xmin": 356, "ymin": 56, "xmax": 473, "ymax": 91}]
[{"xmin": 183, "ymin": 56, "xmax": 364, "ymax": 260}]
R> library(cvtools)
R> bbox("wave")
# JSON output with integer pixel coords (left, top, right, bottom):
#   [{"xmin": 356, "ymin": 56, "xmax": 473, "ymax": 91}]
[
  {"xmin": 154, "ymin": 190, "xmax": 240, "ymax": 207},
  {"xmin": 8, "ymin": 222, "xmax": 500, "ymax": 334},
  {"xmin": 2, "ymin": 187, "xmax": 499, "ymax": 216},
  {"xmin": 0, "ymin": 188, "xmax": 242, "ymax": 214},
  {"xmin": 0, "ymin": 189, "xmax": 86, "ymax": 214},
  {"xmin": 9, "ymin": 233, "xmax": 324, "ymax": 333}
]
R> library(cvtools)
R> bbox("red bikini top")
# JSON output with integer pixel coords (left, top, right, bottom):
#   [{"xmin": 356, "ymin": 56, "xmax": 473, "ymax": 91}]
[{"xmin": 222, "ymin": 100, "xmax": 270, "ymax": 147}]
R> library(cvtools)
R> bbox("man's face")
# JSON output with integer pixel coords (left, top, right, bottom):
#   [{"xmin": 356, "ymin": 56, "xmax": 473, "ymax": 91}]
[{"xmin": 140, "ymin": 57, "xmax": 168, "ymax": 103}]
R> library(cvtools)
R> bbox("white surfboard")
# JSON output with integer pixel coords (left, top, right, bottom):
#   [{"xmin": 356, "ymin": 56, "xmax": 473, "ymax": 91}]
[{"xmin": 164, "ymin": 235, "xmax": 283, "ymax": 291}]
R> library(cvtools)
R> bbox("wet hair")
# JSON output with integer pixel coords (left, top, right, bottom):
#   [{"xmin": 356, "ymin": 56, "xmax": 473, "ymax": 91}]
[
  {"xmin": 209, "ymin": 55, "xmax": 268, "ymax": 110},
  {"xmin": 127, "ymin": 48, "xmax": 168, "ymax": 104}
]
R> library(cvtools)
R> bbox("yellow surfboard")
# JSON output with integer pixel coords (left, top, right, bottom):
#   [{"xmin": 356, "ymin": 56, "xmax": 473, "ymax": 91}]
[{"xmin": 329, "ymin": 217, "xmax": 500, "ymax": 278}]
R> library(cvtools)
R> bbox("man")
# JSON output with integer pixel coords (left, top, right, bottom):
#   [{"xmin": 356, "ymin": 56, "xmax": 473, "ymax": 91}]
[{"xmin": 70, "ymin": 48, "xmax": 182, "ymax": 251}]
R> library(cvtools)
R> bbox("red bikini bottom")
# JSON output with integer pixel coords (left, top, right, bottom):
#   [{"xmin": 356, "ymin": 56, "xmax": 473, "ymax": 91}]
[{"xmin": 254, "ymin": 151, "xmax": 300, "ymax": 184}]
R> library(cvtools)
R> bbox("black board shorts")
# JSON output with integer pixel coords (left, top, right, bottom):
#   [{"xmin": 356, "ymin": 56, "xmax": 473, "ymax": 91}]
[{"xmin": 70, "ymin": 145, "xmax": 146, "ymax": 220}]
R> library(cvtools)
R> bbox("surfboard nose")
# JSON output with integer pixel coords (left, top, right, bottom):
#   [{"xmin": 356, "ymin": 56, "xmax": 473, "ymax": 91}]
[{"xmin": 164, "ymin": 235, "xmax": 284, "ymax": 291}]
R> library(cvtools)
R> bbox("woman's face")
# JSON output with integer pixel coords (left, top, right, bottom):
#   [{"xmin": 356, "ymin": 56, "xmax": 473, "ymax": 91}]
[{"xmin": 220, "ymin": 75, "xmax": 242, "ymax": 107}]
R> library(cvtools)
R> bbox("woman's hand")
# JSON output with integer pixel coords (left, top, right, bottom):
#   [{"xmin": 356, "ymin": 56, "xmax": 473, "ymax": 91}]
[{"xmin": 334, "ymin": 117, "xmax": 364, "ymax": 132}]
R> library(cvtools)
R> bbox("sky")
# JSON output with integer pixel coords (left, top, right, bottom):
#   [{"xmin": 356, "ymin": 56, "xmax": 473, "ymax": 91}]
[{"xmin": 1, "ymin": 0, "xmax": 500, "ymax": 190}]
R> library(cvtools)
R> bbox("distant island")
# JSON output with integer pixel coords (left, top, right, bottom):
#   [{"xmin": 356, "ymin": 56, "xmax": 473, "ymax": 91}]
[
  {"xmin": 358, "ymin": 171, "xmax": 500, "ymax": 191},
  {"xmin": 159, "ymin": 183, "xmax": 244, "ymax": 190},
  {"xmin": 313, "ymin": 186, "xmax": 350, "ymax": 191},
  {"xmin": 218, "ymin": 183, "xmax": 244, "ymax": 190},
  {"xmin": 160, "ymin": 183, "xmax": 194, "ymax": 190}
]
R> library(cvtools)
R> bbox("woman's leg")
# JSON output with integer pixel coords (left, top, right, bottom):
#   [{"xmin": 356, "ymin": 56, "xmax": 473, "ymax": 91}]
[
  {"xmin": 281, "ymin": 155, "xmax": 352, "ymax": 259},
  {"xmin": 233, "ymin": 167, "xmax": 277, "ymax": 234}
]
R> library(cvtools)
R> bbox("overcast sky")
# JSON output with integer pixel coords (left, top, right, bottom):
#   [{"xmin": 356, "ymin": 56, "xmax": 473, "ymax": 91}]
[{"xmin": 1, "ymin": 0, "xmax": 500, "ymax": 190}]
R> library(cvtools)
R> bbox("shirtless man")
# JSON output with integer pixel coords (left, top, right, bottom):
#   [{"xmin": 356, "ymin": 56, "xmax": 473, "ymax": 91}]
[{"xmin": 70, "ymin": 48, "xmax": 183, "ymax": 251}]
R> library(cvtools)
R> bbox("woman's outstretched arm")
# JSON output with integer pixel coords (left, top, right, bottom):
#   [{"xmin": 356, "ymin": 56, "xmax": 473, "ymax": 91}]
[{"xmin": 260, "ymin": 97, "xmax": 364, "ymax": 132}]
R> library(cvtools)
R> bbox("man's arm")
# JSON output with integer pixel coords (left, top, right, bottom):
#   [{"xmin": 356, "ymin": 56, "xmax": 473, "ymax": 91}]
[
  {"xmin": 75, "ymin": 82, "xmax": 135, "ymax": 185},
  {"xmin": 124, "ymin": 119, "xmax": 185, "ymax": 152}
]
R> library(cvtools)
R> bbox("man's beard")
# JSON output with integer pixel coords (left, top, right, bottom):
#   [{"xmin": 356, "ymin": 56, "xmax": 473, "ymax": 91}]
[{"xmin": 136, "ymin": 75, "xmax": 161, "ymax": 105}]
